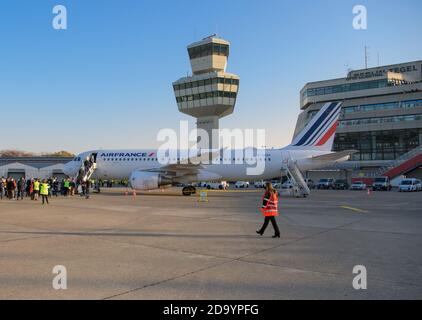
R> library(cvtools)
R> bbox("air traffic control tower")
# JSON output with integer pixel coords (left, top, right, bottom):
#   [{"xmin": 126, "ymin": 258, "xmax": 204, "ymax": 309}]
[{"xmin": 173, "ymin": 35, "xmax": 240, "ymax": 149}]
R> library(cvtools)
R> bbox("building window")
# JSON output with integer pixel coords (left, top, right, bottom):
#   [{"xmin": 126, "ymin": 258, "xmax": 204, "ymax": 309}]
[
  {"xmin": 174, "ymin": 77, "xmax": 239, "ymax": 93},
  {"xmin": 188, "ymin": 43, "xmax": 229, "ymax": 59},
  {"xmin": 342, "ymin": 99, "xmax": 422, "ymax": 114},
  {"xmin": 339, "ymin": 114, "xmax": 422, "ymax": 127},
  {"xmin": 334, "ymin": 129, "xmax": 421, "ymax": 161},
  {"xmin": 304, "ymin": 79, "xmax": 389, "ymax": 98},
  {"xmin": 177, "ymin": 91, "xmax": 237, "ymax": 102}
]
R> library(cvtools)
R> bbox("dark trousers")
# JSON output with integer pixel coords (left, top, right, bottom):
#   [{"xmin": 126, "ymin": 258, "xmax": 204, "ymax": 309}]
[
  {"xmin": 17, "ymin": 189, "xmax": 24, "ymax": 200},
  {"xmin": 259, "ymin": 216, "xmax": 280, "ymax": 236},
  {"xmin": 42, "ymin": 195, "xmax": 49, "ymax": 204}
]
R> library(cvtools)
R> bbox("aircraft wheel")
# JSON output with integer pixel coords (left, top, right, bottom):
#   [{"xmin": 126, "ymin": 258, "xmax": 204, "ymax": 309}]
[
  {"xmin": 190, "ymin": 186, "xmax": 197, "ymax": 195},
  {"xmin": 182, "ymin": 186, "xmax": 197, "ymax": 196},
  {"xmin": 182, "ymin": 186, "xmax": 192, "ymax": 196}
]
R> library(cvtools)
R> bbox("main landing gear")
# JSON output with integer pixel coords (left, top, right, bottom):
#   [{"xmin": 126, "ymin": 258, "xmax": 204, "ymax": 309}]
[{"xmin": 182, "ymin": 185, "xmax": 197, "ymax": 196}]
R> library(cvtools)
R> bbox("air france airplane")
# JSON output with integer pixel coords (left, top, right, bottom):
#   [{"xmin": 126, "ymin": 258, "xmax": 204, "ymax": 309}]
[{"xmin": 63, "ymin": 102, "xmax": 355, "ymax": 195}]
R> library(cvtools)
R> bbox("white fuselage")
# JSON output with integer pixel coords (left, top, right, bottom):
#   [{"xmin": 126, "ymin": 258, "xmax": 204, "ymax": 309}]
[{"xmin": 63, "ymin": 148, "xmax": 343, "ymax": 183}]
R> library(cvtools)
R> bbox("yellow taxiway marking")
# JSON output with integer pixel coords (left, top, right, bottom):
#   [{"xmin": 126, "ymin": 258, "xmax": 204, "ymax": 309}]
[
  {"xmin": 200, "ymin": 189, "xmax": 261, "ymax": 193},
  {"xmin": 340, "ymin": 205, "xmax": 369, "ymax": 214}
]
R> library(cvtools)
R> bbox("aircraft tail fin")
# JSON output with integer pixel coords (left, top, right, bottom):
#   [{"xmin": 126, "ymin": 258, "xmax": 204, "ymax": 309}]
[{"xmin": 287, "ymin": 101, "xmax": 342, "ymax": 151}]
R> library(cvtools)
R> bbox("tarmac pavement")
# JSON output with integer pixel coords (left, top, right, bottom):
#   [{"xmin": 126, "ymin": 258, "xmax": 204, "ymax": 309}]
[{"xmin": 0, "ymin": 187, "xmax": 421, "ymax": 299}]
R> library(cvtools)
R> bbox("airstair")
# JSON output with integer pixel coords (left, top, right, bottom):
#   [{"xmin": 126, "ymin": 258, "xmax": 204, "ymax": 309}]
[
  {"xmin": 282, "ymin": 158, "xmax": 311, "ymax": 198},
  {"xmin": 360, "ymin": 145, "xmax": 422, "ymax": 178},
  {"xmin": 77, "ymin": 153, "xmax": 97, "ymax": 183}
]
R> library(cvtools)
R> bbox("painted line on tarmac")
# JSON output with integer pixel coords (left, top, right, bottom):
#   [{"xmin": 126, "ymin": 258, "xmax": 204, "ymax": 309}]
[
  {"xmin": 199, "ymin": 189, "xmax": 261, "ymax": 193},
  {"xmin": 340, "ymin": 205, "xmax": 369, "ymax": 214}
]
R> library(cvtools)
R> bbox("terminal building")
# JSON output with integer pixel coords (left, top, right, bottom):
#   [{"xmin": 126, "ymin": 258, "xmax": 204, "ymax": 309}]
[
  {"xmin": 0, "ymin": 157, "xmax": 72, "ymax": 180},
  {"xmin": 294, "ymin": 60, "xmax": 422, "ymax": 183},
  {"xmin": 173, "ymin": 35, "xmax": 240, "ymax": 149}
]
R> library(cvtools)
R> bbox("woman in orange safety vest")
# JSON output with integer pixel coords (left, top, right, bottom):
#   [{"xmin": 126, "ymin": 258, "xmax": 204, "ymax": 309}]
[{"xmin": 256, "ymin": 182, "xmax": 280, "ymax": 238}]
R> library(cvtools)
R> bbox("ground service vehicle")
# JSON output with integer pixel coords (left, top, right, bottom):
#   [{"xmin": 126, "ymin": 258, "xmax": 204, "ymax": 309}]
[
  {"xmin": 316, "ymin": 178, "xmax": 334, "ymax": 189},
  {"xmin": 398, "ymin": 178, "xmax": 419, "ymax": 192},
  {"xmin": 372, "ymin": 176, "xmax": 392, "ymax": 191},
  {"xmin": 350, "ymin": 181, "xmax": 367, "ymax": 190},
  {"xmin": 333, "ymin": 179, "xmax": 349, "ymax": 190}
]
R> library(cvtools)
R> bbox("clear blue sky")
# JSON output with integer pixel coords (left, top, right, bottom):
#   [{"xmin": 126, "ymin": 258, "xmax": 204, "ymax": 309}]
[{"xmin": 1, "ymin": 0, "xmax": 421, "ymax": 153}]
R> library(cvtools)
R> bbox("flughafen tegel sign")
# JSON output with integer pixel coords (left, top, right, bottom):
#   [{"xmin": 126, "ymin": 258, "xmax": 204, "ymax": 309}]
[{"xmin": 347, "ymin": 63, "xmax": 419, "ymax": 80}]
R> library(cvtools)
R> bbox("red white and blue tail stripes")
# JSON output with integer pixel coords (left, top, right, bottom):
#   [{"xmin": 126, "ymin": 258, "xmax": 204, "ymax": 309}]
[{"xmin": 291, "ymin": 101, "xmax": 342, "ymax": 149}]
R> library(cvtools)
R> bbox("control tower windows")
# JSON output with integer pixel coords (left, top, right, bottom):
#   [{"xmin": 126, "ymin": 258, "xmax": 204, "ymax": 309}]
[
  {"xmin": 173, "ymin": 78, "xmax": 239, "ymax": 91},
  {"xmin": 176, "ymin": 91, "xmax": 237, "ymax": 103},
  {"xmin": 188, "ymin": 43, "xmax": 230, "ymax": 59}
]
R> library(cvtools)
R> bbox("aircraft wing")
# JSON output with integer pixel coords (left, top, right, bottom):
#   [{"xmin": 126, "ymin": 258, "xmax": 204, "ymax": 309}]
[
  {"xmin": 138, "ymin": 150, "xmax": 221, "ymax": 176},
  {"xmin": 311, "ymin": 150, "xmax": 357, "ymax": 162}
]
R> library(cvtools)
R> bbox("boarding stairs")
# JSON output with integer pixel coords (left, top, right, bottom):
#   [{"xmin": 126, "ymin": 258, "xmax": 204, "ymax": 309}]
[
  {"xmin": 285, "ymin": 158, "xmax": 311, "ymax": 198},
  {"xmin": 77, "ymin": 162, "xmax": 97, "ymax": 183},
  {"xmin": 363, "ymin": 145, "xmax": 422, "ymax": 178}
]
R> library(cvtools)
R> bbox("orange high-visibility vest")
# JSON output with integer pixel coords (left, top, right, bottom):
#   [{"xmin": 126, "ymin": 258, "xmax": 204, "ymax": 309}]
[{"xmin": 260, "ymin": 192, "xmax": 279, "ymax": 217}]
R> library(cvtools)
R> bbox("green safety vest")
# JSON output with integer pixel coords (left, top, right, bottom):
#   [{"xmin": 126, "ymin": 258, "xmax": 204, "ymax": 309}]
[
  {"xmin": 64, "ymin": 181, "xmax": 70, "ymax": 188},
  {"xmin": 33, "ymin": 181, "xmax": 40, "ymax": 191},
  {"xmin": 40, "ymin": 183, "xmax": 49, "ymax": 196}
]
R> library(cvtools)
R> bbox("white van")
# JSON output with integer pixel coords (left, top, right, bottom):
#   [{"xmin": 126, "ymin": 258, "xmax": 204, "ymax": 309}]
[{"xmin": 398, "ymin": 178, "xmax": 419, "ymax": 192}]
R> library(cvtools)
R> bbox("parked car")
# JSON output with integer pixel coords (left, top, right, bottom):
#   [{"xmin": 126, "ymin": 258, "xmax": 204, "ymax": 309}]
[
  {"xmin": 196, "ymin": 182, "xmax": 208, "ymax": 188},
  {"xmin": 304, "ymin": 179, "xmax": 314, "ymax": 189},
  {"xmin": 333, "ymin": 179, "xmax": 349, "ymax": 190},
  {"xmin": 350, "ymin": 181, "xmax": 367, "ymax": 190},
  {"xmin": 316, "ymin": 178, "xmax": 334, "ymax": 189},
  {"xmin": 272, "ymin": 182, "xmax": 282, "ymax": 189},
  {"xmin": 398, "ymin": 178, "xmax": 419, "ymax": 192},
  {"xmin": 372, "ymin": 176, "xmax": 392, "ymax": 191},
  {"xmin": 416, "ymin": 179, "xmax": 422, "ymax": 191},
  {"xmin": 254, "ymin": 180, "xmax": 265, "ymax": 188},
  {"xmin": 205, "ymin": 181, "xmax": 229, "ymax": 190},
  {"xmin": 281, "ymin": 181, "xmax": 293, "ymax": 189},
  {"xmin": 205, "ymin": 182, "xmax": 219, "ymax": 190},
  {"xmin": 235, "ymin": 181, "xmax": 250, "ymax": 188}
]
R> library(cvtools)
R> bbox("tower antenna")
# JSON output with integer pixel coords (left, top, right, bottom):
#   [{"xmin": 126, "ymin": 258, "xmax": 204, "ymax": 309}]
[{"xmin": 364, "ymin": 45, "xmax": 369, "ymax": 69}]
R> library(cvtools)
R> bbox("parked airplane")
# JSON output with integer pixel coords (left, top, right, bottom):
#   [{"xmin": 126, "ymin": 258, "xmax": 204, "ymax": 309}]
[{"xmin": 63, "ymin": 101, "xmax": 355, "ymax": 195}]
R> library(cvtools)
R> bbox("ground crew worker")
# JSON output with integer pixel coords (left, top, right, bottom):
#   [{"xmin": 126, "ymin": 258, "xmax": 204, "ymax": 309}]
[
  {"xmin": 63, "ymin": 179, "xmax": 70, "ymax": 196},
  {"xmin": 0, "ymin": 177, "xmax": 5, "ymax": 200},
  {"xmin": 33, "ymin": 179, "xmax": 40, "ymax": 201},
  {"xmin": 6, "ymin": 178, "xmax": 14, "ymax": 200},
  {"xmin": 256, "ymin": 182, "xmax": 281, "ymax": 238},
  {"xmin": 17, "ymin": 177, "xmax": 25, "ymax": 200},
  {"xmin": 40, "ymin": 179, "xmax": 50, "ymax": 205}
]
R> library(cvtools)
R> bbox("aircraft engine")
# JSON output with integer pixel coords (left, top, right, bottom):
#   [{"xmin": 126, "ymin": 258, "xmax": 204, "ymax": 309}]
[{"xmin": 129, "ymin": 171, "xmax": 172, "ymax": 190}]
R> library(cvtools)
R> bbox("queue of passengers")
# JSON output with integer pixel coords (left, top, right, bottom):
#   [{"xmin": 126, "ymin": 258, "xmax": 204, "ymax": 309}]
[{"xmin": 0, "ymin": 177, "xmax": 92, "ymax": 204}]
